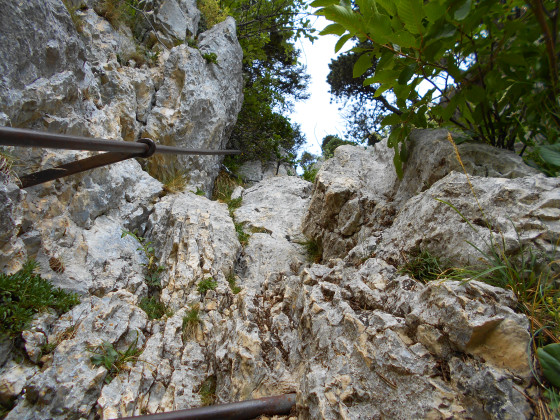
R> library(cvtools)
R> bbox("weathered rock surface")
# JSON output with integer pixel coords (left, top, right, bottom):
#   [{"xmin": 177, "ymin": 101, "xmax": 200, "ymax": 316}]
[
  {"xmin": 143, "ymin": 17, "xmax": 244, "ymax": 194},
  {"xmin": 303, "ymin": 129, "xmax": 545, "ymax": 261},
  {"xmin": 0, "ymin": 0, "xmax": 552, "ymax": 418}
]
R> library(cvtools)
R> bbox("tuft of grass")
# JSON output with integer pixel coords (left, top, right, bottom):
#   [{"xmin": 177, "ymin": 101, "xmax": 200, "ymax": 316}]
[
  {"xmin": 235, "ymin": 223, "xmax": 249, "ymax": 246},
  {"xmin": 121, "ymin": 229, "xmax": 165, "ymax": 290},
  {"xmin": 202, "ymin": 52, "xmax": 218, "ymax": 64},
  {"xmin": 89, "ymin": 331, "xmax": 142, "ymax": 384},
  {"xmin": 197, "ymin": 277, "xmax": 218, "ymax": 296},
  {"xmin": 198, "ymin": 375, "xmax": 217, "ymax": 406},
  {"xmin": 226, "ymin": 272, "xmax": 241, "ymax": 294},
  {"xmin": 62, "ymin": 0, "xmax": 84, "ymax": 33},
  {"xmin": 398, "ymin": 248, "xmax": 453, "ymax": 283},
  {"xmin": 0, "ymin": 148, "xmax": 20, "ymax": 185},
  {"xmin": 300, "ymin": 239, "xmax": 322, "ymax": 263},
  {"xmin": 139, "ymin": 296, "xmax": 170, "ymax": 319},
  {"xmin": 212, "ymin": 170, "xmax": 242, "ymax": 205},
  {"xmin": 185, "ymin": 37, "xmax": 198, "ymax": 48},
  {"xmin": 0, "ymin": 261, "xmax": 80, "ymax": 338},
  {"xmin": 182, "ymin": 304, "xmax": 201, "ymax": 340},
  {"xmin": 146, "ymin": 158, "xmax": 188, "ymax": 194}
]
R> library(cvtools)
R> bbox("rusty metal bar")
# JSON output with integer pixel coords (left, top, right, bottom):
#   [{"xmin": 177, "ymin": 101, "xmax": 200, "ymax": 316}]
[
  {"xmin": 0, "ymin": 126, "xmax": 241, "ymax": 156},
  {"xmin": 0, "ymin": 126, "xmax": 241, "ymax": 188},
  {"xmin": 19, "ymin": 151, "xmax": 141, "ymax": 188},
  {"xmin": 118, "ymin": 393, "xmax": 296, "ymax": 420}
]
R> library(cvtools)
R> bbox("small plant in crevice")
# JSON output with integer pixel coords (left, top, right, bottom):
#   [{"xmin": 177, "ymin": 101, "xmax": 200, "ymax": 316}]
[
  {"xmin": 197, "ymin": 277, "xmax": 217, "ymax": 296},
  {"xmin": 0, "ymin": 260, "xmax": 80, "ymax": 338},
  {"xmin": 298, "ymin": 239, "xmax": 322, "ymax": 263},
  {"xmin": 398, "ymin": 248, "xmax": 453, "ymax": 284},
  {"xmin": 185, "ymin": 37, "xmax": 198, "ymax": 48},
  {"xmin": 182, "ymin": 304, "xmax": 201, "ymax": 340},
  {"xmin": 121, "ymin": 229, "xmax": 164, "ymax": 289},
  {"xmin": 89, "ymin": 331, "xmax": 143, "ymax": 384},
  {"xmin": 139, "ymin": 296, "xmax": 170, "ymax": 320},
  {"xmin": 202, "ymin": 52, "xmax": 218, "ymax": 64},
  {"xmin": 191, "ymin": 187, "xmax": 206, "ymax": 196},
  {"xmin": 234, "ymin": 223, "xmax": 250, "ymax": 246},
  {"xmin": 198, "ymin": 375, "xmax": 217, "ymax": 406},
  {"xmin": 0, "ymin": 148, "xmax": 20, "ymax": 186},
  {"xmin": 226, "ymin": 272, "xmax": 241, "ymax": 294},
  {"xmin": 62, "ymin": 0, "xmax": 85, "ymax": 33}
]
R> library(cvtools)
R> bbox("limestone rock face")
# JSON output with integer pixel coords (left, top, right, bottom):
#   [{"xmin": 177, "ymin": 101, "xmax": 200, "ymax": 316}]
[
  {"xmin": 303, "ymin": 129, "xmax": 547, "ymax": 261},
  {"xmin": 144, "ymin": 17, "xmax": 244, "ymax": 194},
  {"xmin": 377, "ymin": 171, "xmax": 560, "ymax": 267},
  {"xmin": 0, "ymin": 182, "xmax": 26, "ymax": 272},
  {"xmin": 146, "ymin": 192, "xmax": 241, "ymax": 311}
]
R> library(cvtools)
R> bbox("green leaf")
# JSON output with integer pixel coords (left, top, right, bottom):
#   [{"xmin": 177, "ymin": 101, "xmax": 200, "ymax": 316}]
[
  {"xmin": 393, "ymin": 31, "xmax": 420, "ymax": 49},
  {"xmin": 375, "ymin": 0, "xmax": 396, "ymax": 15},
  {"xmin": 425, "ymin": 1, "xmax": 445, "ymax": 22},
  {"xmin": 373, "ymin": 83, "xmax": 392, "ymax": 97},
  {"xmin": 397, "ymin": 0, "xmax": 425, "ymax": 35},
  {"xmin": 320, "ymin": 23, "xmax": 346, "ymax": 36},
  {"xmin": 311, "ymin": 0, "xmax": 339, "ymax": 7},
  {"xmin": 453, "ymin": 0, "xmax": 471, "ymax": 21},
  {"xmin": 364, "ymin": 13, "xmax": 392, "ymax": 43},
  {"xmin": 323, "ymin": 4, "xmax": 365, "ymax": 35},
  {"xmin": 393, "ymin": 147, "xmax": 404, "ymax": 178},
  {"xmin": 538, "ymin": 144, "xmax": 560, "ymax": 167},
  {"xmin": 537, "ymin": 344, "xmax": 560, "ymax": 388},
  {"xmin": 335, "ymin": 34, "xmax": 353, "ymax": 53},
  {"xmin": 433, "ymin": 23, "xmax": 457, "ymax": 40},
  {"xmin": 398, "ymin": 64, "xmax": 416, "ymax": 85},
  {"xmin": 464, "ymin": 85, "xmax": 486, "ymax": 103},
  {"xmin": 381, "ymin": 113, "xmax": 402, "ymax": 126},
  {"xmin": 353, "ymin": 53, "xmax": 372, "ymax": 78}
]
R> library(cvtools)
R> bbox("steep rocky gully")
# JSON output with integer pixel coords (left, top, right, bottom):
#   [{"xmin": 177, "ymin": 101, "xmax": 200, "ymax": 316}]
[{"xmin": 1, "ymin": 0, "xmax": 560, "ymax": 419}]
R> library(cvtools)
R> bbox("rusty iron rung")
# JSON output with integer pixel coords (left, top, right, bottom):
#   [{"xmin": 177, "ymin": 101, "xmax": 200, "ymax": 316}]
[
  {"xmin": 0, "ymin": 126, "xmax": 241, "ymax": 188},
  {"xmin": 118, "ymin": 393, "xmax": 296, "ymax": 420}
]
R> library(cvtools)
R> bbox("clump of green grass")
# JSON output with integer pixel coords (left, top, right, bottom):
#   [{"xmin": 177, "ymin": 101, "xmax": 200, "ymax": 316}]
[
  {"xmin": 89, "ymin": 331, "xmax": 142, "ymax": 384},
  {"xmin": 398, "ymin": 248, "xmax": 452, "ymax": 283},
  {"xmin": 300, "ymin": 239, "xmax": 322, "ymax": 263},
  {"xmin": 121, "ymin": 229, "xmax": 165, "ymax": 289},
  {"xmin": 0, "ymin": 261, "xmax": 80, "ymax": 338},
  {"xmin": 182, "ymin": 304, "xmax": 201, "ymax": 340},
  {"xmin": 226, "ymin": 272, "xmax": 241, "ymax": 294},
  {"xmin": 139, "ymin": 296, "xmax": 170, "ymax": 319},
  {"xmin": 198, "ymin": 375, "xmax": 217, "ymax": 406},
  {"xmin": 197, "ymin": 277, "xmax": 217, "ymax": 296},
  {"xmin": 62, "ymin": 0, "xmax": 84, "ymax": 32},
  {"xmin": 235, "ymin": 223, "xmax": 250, "ymax": 246},
  {"xmin": 202, "ymin": 52, "xmax": 218, "ymax": 64}
]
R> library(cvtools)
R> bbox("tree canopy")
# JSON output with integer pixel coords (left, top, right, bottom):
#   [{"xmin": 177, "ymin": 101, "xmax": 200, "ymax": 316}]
[{"xmin": 315, "ymin": 0, "xmax": 560, "ymax": 176}]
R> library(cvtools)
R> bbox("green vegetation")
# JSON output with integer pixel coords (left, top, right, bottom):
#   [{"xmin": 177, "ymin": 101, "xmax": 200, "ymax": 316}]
[
  {"xmin": 197, "ymin": 0, "xmax": 229, "ymax": 31},
  {"xmin": 202, "ymin": 52, "xmax": 218, "ymax": 64},
  {"xmin": 316, "ymin": 0, "xmax": 560, "ymax": 177},
  {"xmin": 218, "ymin": 0, "xmax": 314, "ymax": 165},
  {"xmin": 300, "ymin": 239, "xmax": 322, "ymax": 263},
  {"xmin": 139, "ymin": 296, "xmax": 170, "ymax": 319},
  {"xmin": 192, "ymin": 187, "xmax": 206, "ymax": 196},
  {"xmin": 62, "ymin": 0, "xmax": 85, "ymax": 33},
  {"xmin": 182, "ymin": 304, "xmax": 201, "ymax": 340},
  {"xmin": 235, "ymin": 223, "xmax": 250, "ymax": 246},
  {"xmin": 89, "ymin": 331, "xmax": 142, "ymax": 384},
  {"xmin": 227, "ymin": 272, "xmax": 241, "ymax": 294},
  {"xmin": 197, "ymin": 277, "xmax": 218, "ymax": 295},
  {"xmin": 0, "ymin": 148, "xmax": 19, "ymax": 185},
  {"xmin": 398, "ymin": 248, "xmax": 452, "ymax": 283},
  {"xmin": 121, "ymin": 229, "xmax": 165, "ymax": 289},
  {"xmin": 0, "ymin": 261, "xmax": 80, "ymax": 338},
  {"xmin": 198, "ymin": 375, "xmax": 217, "ymax": 406}
]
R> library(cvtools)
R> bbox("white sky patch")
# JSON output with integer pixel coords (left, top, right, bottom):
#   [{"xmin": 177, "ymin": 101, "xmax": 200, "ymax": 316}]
[{"xmin": 291, "ymin": 17, "xmax": 350, "ymax": 156}]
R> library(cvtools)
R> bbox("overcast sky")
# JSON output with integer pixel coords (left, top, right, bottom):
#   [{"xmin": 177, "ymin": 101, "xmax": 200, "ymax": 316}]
[{"xmin": 290, "ymin": 17, "xmax": 349, "ymax": 156}]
